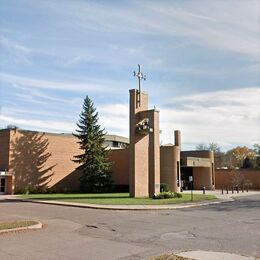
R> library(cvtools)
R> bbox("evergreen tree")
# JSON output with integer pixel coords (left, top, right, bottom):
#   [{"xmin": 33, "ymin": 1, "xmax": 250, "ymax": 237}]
[{"xmin": 73, "ymin": 96, "xmax": 113, "ymax": 193}]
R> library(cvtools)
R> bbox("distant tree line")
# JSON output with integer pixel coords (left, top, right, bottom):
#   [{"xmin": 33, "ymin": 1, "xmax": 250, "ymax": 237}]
[{"xmin": 196, "ymin": 142, "xmax": 260, "ymax": 169}]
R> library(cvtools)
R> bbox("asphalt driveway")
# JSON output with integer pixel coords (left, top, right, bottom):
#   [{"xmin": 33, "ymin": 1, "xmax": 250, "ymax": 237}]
[{"xmin": 0, "ymin": 195, "xmax": 259, "ymax": 259}]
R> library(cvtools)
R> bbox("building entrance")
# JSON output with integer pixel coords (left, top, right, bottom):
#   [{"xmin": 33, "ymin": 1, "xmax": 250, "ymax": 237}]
[
  {"xmin": 0, "ymin": 177, "xmax": 6, "ymax": 194},
  {"xmin": 181, "ymin": 167, "xmax": 193, "ymax": 190}
]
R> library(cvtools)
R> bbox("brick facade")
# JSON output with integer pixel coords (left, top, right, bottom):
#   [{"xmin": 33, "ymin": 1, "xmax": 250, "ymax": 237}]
[
  {"xmin": 1, "ymin": 127, "xmax": 222, "ymax": 194},
  {"xmin": 215, "ymin": 169, "xmax": 260, "ymax": 190}
]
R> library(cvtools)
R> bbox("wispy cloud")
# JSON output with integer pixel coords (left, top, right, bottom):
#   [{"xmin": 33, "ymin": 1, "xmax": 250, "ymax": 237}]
[
  {"xmin": 0, "ymin": 115, "xmax": 75, "ymax": 133},
  {"xmin": 0, "ymin": 73, "xmax": 118, "ymax": 93},
  {"xmin": 160, "ymin": 87, "xmax": 260, "ymax": 149},
  {"xmin": 1, "ymin": 87, "xmax": 259, "ymax": 150},
  {"xmin": 13, "ymin": 86, "xmax": 82, "ymax": 105},
  {"xmin": 98, "ymin": 104, "xmax": 129, "ymax": 136},
  {"xmin": 1, "ymin": 106, "xmax": 75, "ymax": 120},
  {"xmin": 43, "ymin": 0, "xmax": 260, "ymax": 57},
  {"xmin": 1, "ymin": 0, "xmax": 259, "ymax": 151},
  {"xmin": 0, "ymin": 35, "xmax": 32, "ymax": 64},
  {"xmin": 0, "ymin": 36, "xmax": 30, "ymax": 53}
]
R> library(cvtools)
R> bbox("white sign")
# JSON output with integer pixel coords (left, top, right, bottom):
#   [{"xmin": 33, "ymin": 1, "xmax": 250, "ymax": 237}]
[{"xmin": 189, "ymin": 176, "xmax": 193, "ymax": 182}]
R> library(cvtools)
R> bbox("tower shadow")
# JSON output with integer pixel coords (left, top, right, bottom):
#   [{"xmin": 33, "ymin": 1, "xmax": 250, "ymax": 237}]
[{"xmin": 10, "ymin": 131, "xmax": 56, "ymax": 193}]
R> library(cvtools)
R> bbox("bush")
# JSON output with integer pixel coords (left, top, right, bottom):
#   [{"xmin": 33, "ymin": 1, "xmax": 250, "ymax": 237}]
[
  {"xmin": 16, "ymin": 186, "xmax": 57, "ymax": 194},
  {"xmin": 160, "ymin": 183, "xmax": 170, "ymax": 192},
  {"xmin": 16, "ymin": 188, "xmax": 29, "ymax": 195},
  {"xmin": 45, "ymin": 187, "xmax": 57, "ymax": 194},
  {"xmin": 153, "ymin": 192, "xmax": 182, "ymax": 199},
  {"xmin": 62, "ymin": 187, "xmax": 71, "ymax": 193},
  {"xmin": 174, "ymin": 192, "xmax": 182, "ymax": 198}
]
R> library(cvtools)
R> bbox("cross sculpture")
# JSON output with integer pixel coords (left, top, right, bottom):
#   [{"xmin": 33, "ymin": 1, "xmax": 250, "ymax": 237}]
[{"xmin": 134, "ymin": 64, "xmax": 146, "ymax": 106}]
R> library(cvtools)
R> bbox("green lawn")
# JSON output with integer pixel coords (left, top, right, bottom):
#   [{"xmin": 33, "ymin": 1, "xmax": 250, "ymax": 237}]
[
  {"xmin": 152, "ymin": 254, "xmax": 191, "ymax": 260},
  {"xmin": 0, "ymin": 221, "xmax": 38, "ymax": 230},
  {"xmin": 20, "ymin": 193, "xmax": 216, "ymax": 205}
]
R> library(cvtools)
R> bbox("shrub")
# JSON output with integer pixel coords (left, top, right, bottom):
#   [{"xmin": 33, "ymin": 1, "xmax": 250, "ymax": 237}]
[
  {"xmin": 153, "ymin": 192, "xmax": 182, "ymax": 199},
  {"xmin": 16, "ymin": 188, "xmax": 29, "ymax": 195},
  {"xmin": 16, "ymin": 186, "xmax": 57, "ymax": 194},
  {"xmin": 174, "ymin": 192, "xmax": 182, "ymax": 198},
  {"xmin": 45, "ymin": 187, "xmax": 57, "ymax": 194},
  {"xmin": 160, "ymin": 183, "xmax": 170, "ymax": 192}
]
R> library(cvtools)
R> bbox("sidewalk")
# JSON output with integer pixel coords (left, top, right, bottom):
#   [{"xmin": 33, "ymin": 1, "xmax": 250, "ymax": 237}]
[
  {"xmin": 1, "ymin": 190, "xmax": 259, "ymax": 210},
  {"xmin": 176, "ymin": 250, "xmax": 255, "ymax": 260},
  {"xmin": 182, "ymin": 189, "xmax": 260, "ymax": 200}
]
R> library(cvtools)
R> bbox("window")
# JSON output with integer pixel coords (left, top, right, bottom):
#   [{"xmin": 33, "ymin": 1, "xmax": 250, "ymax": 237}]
[
  {"xmin": 0, "ymin": 178, "xmax": 6, "ymax": 194},
  {"xmin": 112, "ymin": 141, "xmax": 119, "ymax": 147},
  {"xmin": 177, "ymin": 161, "xmax": 180, "ymax": 187},
  {"xmin": 212, "ymin": 163, "xmax": 214, "ymax": 185}
]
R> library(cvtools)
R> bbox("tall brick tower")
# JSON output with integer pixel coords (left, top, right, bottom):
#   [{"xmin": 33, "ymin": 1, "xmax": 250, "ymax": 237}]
[{"xmin": 129, "ymin": 72, "xmax": 160, "ymax": 197}]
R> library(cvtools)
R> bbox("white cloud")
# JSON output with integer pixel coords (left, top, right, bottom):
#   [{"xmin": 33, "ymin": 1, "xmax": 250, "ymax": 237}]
[
  {"xmin": 0, "ymin": 115, "xmax": 75, "ymax": 133},
  {"xmin": 161, "ymin": 87, "xmax": 260, "ymax": 150},
  {"xmin": 44, "ymin": 0, "xmax": 260, "ymax": 57},
  {"xmin": 0, "ymin": 36, "xmax": 31, "ymax": 53},
  {"xmin": 1, "ymin": 87, "xmax": 259, "ymax": 150},
  {"xmin": 98, "ymin": 104, "xmax": 129, "ymax": 136},
  {"xmin": 0, "ymin": 72, "xmax": 118, "ymax": 93},
  {"xmin": 1, "ymin": 0, "xmax": 259, "ymax": 150},
  {"xmin": 0, "ymin": 35, "xmax": 32, "ymax": 64},
  {"xmin": 13, "ymin": 87, "xmax": 82, "ymax": 106}
]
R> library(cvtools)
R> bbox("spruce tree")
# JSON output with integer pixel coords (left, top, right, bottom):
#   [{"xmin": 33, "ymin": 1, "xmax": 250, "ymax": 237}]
[{"xmin": 73, "ymin": 96, "xmax": 113, "ymax": 193}]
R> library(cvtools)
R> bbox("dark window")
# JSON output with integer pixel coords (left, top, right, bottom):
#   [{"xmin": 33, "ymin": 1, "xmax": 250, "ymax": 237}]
[
  {"xmin": 112, "ymin": 141, "xmax": 119, "ymax": 147},
  {"xmin": 0, "ymin": 178, "xmax": 5, "ymax": 193},
  {"xmin": 177, "ymin": 161, "xmax": 180, "ymax": 187},
  {"xmin": 212, "ymin": 162, "xmax": 214, "ymax": 185}
]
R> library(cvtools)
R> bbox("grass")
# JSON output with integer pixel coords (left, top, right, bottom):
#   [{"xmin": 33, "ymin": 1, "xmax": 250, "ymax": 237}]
[
  {"xmin": 0, "ymin": 221, "xmax": 38, "ymax": 231},
  {"xmin": 152, "ymin": 254, "xmax": 192, "ymax": 260},
  {"xmin": 20, "ymin": 193, "xmax": 216, "ymax": 205}
]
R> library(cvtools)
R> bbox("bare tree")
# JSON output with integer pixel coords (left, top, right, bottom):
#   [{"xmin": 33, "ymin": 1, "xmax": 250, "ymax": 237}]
[
  {"xmin": 196, "ymin": 143, "xmax": 208, "ymax": 150},
  {"xmin": 196, "ymin": 142, "xmax": 223, "ymax": 168}
]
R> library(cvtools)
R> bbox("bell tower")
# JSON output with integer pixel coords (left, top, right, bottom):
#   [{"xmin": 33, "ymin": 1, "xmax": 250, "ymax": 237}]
[{"xmin": 129, "ymin": 65, "xmax": 160, "ymax": 197}]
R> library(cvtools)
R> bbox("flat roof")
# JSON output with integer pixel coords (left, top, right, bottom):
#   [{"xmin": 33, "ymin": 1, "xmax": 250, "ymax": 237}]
[
  {"xmin": 1, "ymin": 128, "xmax": 129, "ymax": 143},
  {"xmin": 104, "ymin": 135, "xmax": 129, "ymax": 144}
]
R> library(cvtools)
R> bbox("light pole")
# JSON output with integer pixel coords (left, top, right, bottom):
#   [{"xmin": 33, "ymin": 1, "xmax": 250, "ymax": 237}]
[{"xmin": 189, "ymin": 175, "xmax": 193, "ymax": 201}]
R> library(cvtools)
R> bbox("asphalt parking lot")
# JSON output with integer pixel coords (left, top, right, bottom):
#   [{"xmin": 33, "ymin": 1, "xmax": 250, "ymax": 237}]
[{"xmin": 0, "ymin": 195, "xmax": 259, "ymax": 259}]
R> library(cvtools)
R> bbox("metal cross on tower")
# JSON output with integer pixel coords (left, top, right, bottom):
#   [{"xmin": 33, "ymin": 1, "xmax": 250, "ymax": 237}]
[{"xmin": 134, "ymin": 64, "xmax": 146, "ymax": 106}]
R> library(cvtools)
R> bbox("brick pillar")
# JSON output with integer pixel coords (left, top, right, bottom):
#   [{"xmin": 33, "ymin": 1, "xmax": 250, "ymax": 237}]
[
  {"xmin": 210, "ymin": 151, "xmax": 215, "ymax": 190},
  {"xmin": 6, "ymin": 175, "xmax": 14, "ymax": 195},
  {"xmin": 174, "ymin": 130, "xmax": 181, "ymax": 147},
  {"xmin": 174, "ymin": 130, "xmax": 181, "ymax": 192},
  {"xmin": 129, "ymin": 89, "xmax": 160, "ymax": 197},
  {"xmin": 129, "ymin": 89, "xmax": 149, "ymax": 197},
  {"xmin": 147, "ymin": 109, "xmax": 160, "ymax": 197}
]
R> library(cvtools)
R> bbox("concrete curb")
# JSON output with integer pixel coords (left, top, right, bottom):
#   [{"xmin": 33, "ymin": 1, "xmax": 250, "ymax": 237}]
[
  {"xmin": 6, "ymin": 190, "xmax": 259, "ymax": 210},
  {"xmin": 11, "ymin": 197, "xmax": 234, "ymax": 210},
  {"xmin": 0, "ymin": 221, "xmax": 43, "ymax": 234}
]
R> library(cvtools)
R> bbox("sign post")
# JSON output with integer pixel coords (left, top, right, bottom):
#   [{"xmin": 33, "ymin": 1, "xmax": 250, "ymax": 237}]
[{"xmin": 189, "ymin": 176, "xmax": 193, "ymax": 201}]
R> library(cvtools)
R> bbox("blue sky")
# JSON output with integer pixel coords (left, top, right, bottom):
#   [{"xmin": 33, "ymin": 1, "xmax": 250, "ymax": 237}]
[{"xmin": 0, "ymin": 0, "xmax": 259, "ymax": 151}]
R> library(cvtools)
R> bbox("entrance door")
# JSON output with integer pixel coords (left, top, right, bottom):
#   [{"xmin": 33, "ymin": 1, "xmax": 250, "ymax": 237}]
[
  {"xmin": 181, "ymin": 167, "xmax": 193, "ymax": 190},
  {"xmin": 0, "ymin": 177, "xmax": 6, "ymax": 194}
]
